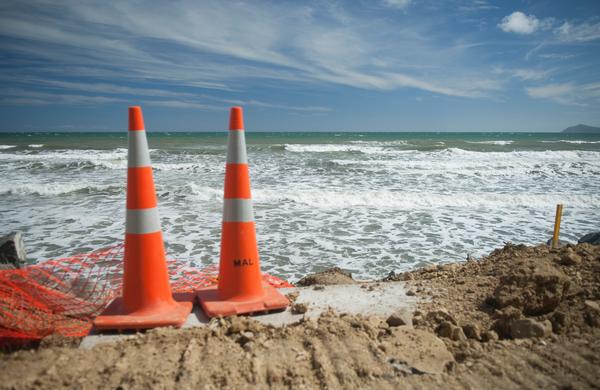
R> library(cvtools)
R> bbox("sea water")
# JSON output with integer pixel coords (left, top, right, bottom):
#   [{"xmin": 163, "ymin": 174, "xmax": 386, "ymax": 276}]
[{"xmin": 1, "ymin": 131, "xmax": 599, "ymax": 280}]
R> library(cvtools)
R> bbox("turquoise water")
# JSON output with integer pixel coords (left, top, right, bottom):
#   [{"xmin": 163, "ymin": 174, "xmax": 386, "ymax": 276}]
[{"xmin": 1, "ymin": 131, "xmax": 599, "ymax": 280}]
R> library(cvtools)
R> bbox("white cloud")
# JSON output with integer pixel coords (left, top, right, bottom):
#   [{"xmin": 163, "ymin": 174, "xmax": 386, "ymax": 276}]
[
  {"xmin": 493, "ymin": 67, "xmax": 553, "ymax": 81},
  {"xmin": 537, "ymin": 53, "xmax": 576, "ymax": 60},
  {"xmin": 459, "ymin": 0, "xmax": 499, "ymax": 12},
  {"xmin": 382, "ymin": 0, "xmax": 412, "ymax": 9},
  {"xmin": 555, "ymin": 21, "xmax": 600, "ymax": 42},
  {"xmin": 498, "ymin": 11, "xmax": 541, "ymax": 34},
  {"xmin": 0, "ymin": 88, "xmax": 127, "ymax": 105},
  {"xmin": 526, "ymin": 83, "xmax": 573, "ymax": 99},
  {"xmin": 525, "ymin": 82, "xmax": 600, "ymax": 105},
  {"xmin": 0, "ymin": 0, "xmax": 508, "ymax": 104},
  {"xmin": 141, "ymin": 100, "xmax": 219, "ymax": 110},
  {"xmin": 499, "ymin": 11, "xmax": 600, "ymax": 43}
]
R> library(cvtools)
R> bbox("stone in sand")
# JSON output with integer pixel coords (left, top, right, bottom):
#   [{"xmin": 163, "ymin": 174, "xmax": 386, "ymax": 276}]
[
  {"xmin": 510, "ymin": 318, "xmax": 552, "ymax": 339},
  {"xmin": 296, "ymin": 267, "xmax": 356, "ymax": 286},
  {"xmin": 0, "ymin": 231, "xmax": 26, "ymax": 269},
  {"xmin": 388, "ymin": 327, "xmax": 454, "ymax": 375},
  {"xmin": 462, "ymin": 323, "xmax": 481, "ymax": 340},
  {"xmin": 578, "ymin": 232, "xmax": 600, "ymax": 245},
  {"xmin": 436, "ymin": 321, "xmax": 466, "ymax": 341},
  {"xmin": 386, "ymin": 308, "xmax": 413, "ymax": 327},
  {"xmin": 560, "ymin": 248, "xmax": 582, "ymax": 266},
  {"xmin": 291, "ymin": 303, "xmax": 308, "ymax": 314}
]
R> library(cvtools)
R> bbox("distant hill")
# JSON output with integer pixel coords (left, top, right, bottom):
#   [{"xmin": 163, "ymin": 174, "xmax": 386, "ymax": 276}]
[{"xmin": 562, "ymin": 124, "xmax": 600, "ymax": 133}]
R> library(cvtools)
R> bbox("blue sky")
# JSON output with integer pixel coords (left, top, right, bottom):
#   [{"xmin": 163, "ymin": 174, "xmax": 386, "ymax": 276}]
[{"xmin": 0, "ymin": 0, "xmax": 599, "ymax": 132}]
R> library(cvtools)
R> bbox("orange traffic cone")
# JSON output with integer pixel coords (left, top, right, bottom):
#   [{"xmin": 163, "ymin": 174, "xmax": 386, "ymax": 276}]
[
  {"xmin": 197, "ymin": 107, "xmax": 289, "ymax": 317},
  {"xmin": 94, "ymin": 106, "xmax": 192, "ymax": 330}
]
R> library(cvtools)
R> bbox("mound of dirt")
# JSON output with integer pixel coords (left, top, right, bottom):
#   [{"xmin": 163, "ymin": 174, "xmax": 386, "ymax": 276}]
[
  {"xmin": 386, "ymin": 242, "xmax": 600, "ymax": 388},
  {"xmin": 1, "ymin": 312, "xmax": 456, "ymax": 389},
  {"xmin": 489, "ymin": 256, "xmax": 570, "ymax": 315},
  {"xmin": 1, "ymin": 242, "xmax": 599, "ymax": 389},
  {"xmin": 296, "ymin": 266, "xmax": 356, "ymax": 286}
]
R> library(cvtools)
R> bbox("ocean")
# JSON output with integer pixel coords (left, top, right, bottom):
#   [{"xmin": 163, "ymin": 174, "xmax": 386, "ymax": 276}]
[{"xmin": 1, "ymin": 131, "xmax": 599, "ymax": 280}]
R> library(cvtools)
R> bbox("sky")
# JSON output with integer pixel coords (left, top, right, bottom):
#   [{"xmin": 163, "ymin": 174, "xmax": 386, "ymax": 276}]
[{"xmin": 0, "ymin": 0, "xmax": 599, "ymax": 132}]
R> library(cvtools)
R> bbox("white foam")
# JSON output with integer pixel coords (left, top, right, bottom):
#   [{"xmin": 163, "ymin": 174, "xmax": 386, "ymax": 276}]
[
  {"xmin": 0, "ymin": 182, "xmax": 121, "ymax": 196},
  {"xmin": 178, "ymin": 183, "xmax": 222, "ymax": 201},
  {"xmin": 349, "ymin": 140, "xmax": 413, "ymax": 146},
  {"xmin": 2, "ymin": 138, "xmax": 599, "ymax": 280},
  {"xmin": 284, "ymin": 144, "xmax": 386, "ymax": 154},
  {"xmin": 0, "ymin": 148, "xmax": 128, "ymax": 169},
  {"xmin": 0, "ymin": 145, "xmax": 16, "ymax": 149},
  {"xmin": 541, "ymin": 140, "xmax": 600, "ymax": 144},
  {"xmin": 28, "ymin": 144, "xmax": 44, "ymax": 148},
  {"xmin": 466, "ymin": 140, "xmax": 514, "ymax": 145},
  {"xmin": 559, "ymin": 140, "xmax": 600, "ymax": 144},
  {"xmin": 253, "ymin": 189, "xmax": 599, "ymax": 210}
]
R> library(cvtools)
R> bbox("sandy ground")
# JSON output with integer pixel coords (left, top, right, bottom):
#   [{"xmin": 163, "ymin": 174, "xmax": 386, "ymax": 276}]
[{"xmin": 1, "ymin": 242, "xmax": 599, "ymax": 389}]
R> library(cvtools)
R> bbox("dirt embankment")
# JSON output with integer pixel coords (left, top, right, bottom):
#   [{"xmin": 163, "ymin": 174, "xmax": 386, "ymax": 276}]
[{"xmin": 1, "ymin": 243, "xmax": 599, "ymax": 389}]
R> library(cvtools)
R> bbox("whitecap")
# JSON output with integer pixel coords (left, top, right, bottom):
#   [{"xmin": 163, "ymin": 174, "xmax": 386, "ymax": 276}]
[
  {"xmin": 0, "ymin": 182, "xmax": 122, "ymax": 196},
  {"xmin": 0, "ymin": 148, "xmax": 128, "ymax": 169},
  {"xmin": 253, "ymin": 189, "xmax": 599, "ymax": 210},
  {"xmin": 466, "ymin": 140, "xmax": 514, "ymax": 145},
  {"xmin": 284, "ymin": 143, "xmax": 385, "ymax": 154}
]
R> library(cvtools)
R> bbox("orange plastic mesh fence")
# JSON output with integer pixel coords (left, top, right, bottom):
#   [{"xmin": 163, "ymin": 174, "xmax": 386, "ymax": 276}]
[{"xmin": 0, "ymin": 244, "xmax": 293, "ymax": 346}]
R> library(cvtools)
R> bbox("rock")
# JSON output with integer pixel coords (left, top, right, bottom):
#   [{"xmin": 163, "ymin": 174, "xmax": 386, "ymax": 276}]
[
  {"xmin": 285, "ymin": 291, "xmax": 299, "ymax": 304},
  {"xmin": 578, "ymin": 232, "xmax": 600, "ymax": 245},
  {"xmin": 584, "ymin": 300, "xmax": 600, "ymax": 313},
  {"xmin": 510, "ymin": 318, "xmax": 552, "ymax": 339},
  {"xmin": 436, "ymin": 321, "xmax": 453, "ymax": 338},
  {"xmin": 291, "ymin": 303, "xmax": 308, "ymax": 314},
  {"xmin": 436, "ymin": 321, "xmax": 466, "ymax": 341},
  {"xmin": 489, "ymin": 257, "xmax": 569, "ymax": 315},
  {"xmin": 451, "ymin": 326, "xmax": 467, "ymax": 341},
  {"xmin": 386, "ymin": 309, "xmax": 413, "ymax": 327},
  {"xmin": 227, "ymin": 317, "xmax": 246, "ymax": 334},
  {"xmin": 296, "ymin": 267, "xmax": 356, "ymax": 286},
  {"xmin": 426, "ymin": 309, "xmax": 457, "ymax": 325},
  {"xmin": 0, "ymin": 232, "xmax": 26, "ymax": 268},
  {"xmin": 239, "ymin": 331, "xmax": 254, "ymax": 345},
  {"xmin": 584, "ymin": 300, "xmax": 600, "ymax": 327},
  {"xmin": 491, "ymin": 306, "xmax": 523, "ymax": 339},
  {"xmin": 389, "ymin": 327, "xmax": 454, "ymax": 374},
  {"xmin": 439, "ymin": 263, "xmax": 458, "ymax": 273},
  {"xmin": 560, "ymin": 248, "xmax": 582, "ymax": 266},
  {"xmin": 550, "ymin": 311, "xmax": 568, "ymax": 333},
  {"xmin": 462, "ymin": 323, "xmax": 481, "ymax": 340},
  {"xmin": 482, "ymin": 330, "xmax": 499, "ymax": 342}
]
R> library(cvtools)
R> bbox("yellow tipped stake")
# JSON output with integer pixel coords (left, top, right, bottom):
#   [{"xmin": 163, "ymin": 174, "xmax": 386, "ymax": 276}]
[{"xmin": 552, "ymin": 204, "xmax": 563, "ymax": 249}]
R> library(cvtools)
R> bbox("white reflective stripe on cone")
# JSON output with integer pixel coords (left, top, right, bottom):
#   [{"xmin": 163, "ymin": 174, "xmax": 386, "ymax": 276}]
[
  {"xmin": 128, "ymin": 130, "xmax": 151, "ymax": 168},
  {"xmin": 222, "ymin": 198, "xmax": 254, "ymax": 222},
  {"xmin": 226, "ymin": 130, "xmax": 248, "ymax": 164},
  {"xmin": 126, "ymin": 208, "xmax": 161, "ymax": 234}
]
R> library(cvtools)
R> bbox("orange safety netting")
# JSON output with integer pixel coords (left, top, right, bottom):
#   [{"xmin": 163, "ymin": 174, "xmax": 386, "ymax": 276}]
[{"xmin": 0, "ymin": 244, "xmax": 293, "ymax": 346}]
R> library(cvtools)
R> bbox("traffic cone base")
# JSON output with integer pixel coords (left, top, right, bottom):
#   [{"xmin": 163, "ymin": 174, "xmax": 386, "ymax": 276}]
[
  {"xmin": 197, "ymin": 283, "xmax": 288, "ymax": 317},
  {"xmin": 94, "ymin": 299, "xmax": 192, "ymax": 330}
]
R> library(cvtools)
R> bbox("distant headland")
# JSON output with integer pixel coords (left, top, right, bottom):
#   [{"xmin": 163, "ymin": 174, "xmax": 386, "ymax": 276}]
[{"xmin": 561, "ymin": 124, "xmax": 600, "ymax": 133}]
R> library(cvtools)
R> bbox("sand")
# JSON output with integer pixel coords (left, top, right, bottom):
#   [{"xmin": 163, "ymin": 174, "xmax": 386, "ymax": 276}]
[{"xmin": 1, "ymin": 242, "xmax": 599, "ymax": 389}]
